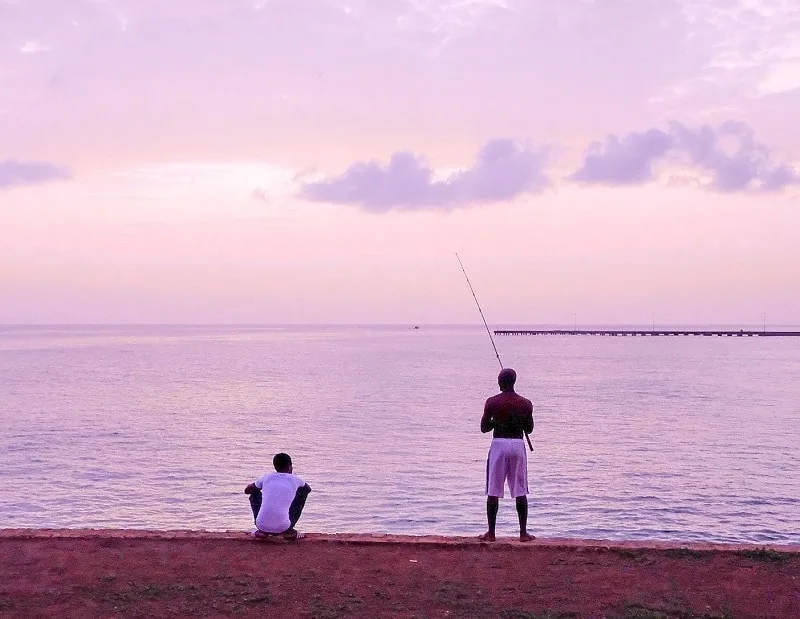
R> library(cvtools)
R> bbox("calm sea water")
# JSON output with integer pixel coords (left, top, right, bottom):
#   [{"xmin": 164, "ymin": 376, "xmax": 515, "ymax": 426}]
[{"xmin": 1, "ymin": 325, "xmax": 798, "ymax": 544}]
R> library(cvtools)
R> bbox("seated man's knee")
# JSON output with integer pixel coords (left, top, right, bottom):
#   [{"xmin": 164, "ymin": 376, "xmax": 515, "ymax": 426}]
[
  {"xmin": 289, "ymin": 487, "xmax": 309, "ymax": 526},
  {"xmin": 248, "ymin": 489, "xmax": 263, "ymax": 519}
]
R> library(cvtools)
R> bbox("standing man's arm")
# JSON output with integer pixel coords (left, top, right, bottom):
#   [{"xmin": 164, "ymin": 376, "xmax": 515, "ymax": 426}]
[
  {"xmin": 244, "ymin": 483, "xmax": 258, "ymax": 495},
  {"xmin": 523, "ymin": 399, "xmax": 534, "ymax": 435},
  {"xmin": 480, "ymin": 400, "xmax": 495, "ymax": 434}
]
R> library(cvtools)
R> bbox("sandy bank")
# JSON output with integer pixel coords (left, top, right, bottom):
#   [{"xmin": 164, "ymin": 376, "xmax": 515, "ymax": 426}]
[
  {"xmin": 2, "ymin": 529, "xmax": 798, "ymax": 618},
  {"xmin": 4, "ymin": 528, "xmax": 799, "ymax": 552}
]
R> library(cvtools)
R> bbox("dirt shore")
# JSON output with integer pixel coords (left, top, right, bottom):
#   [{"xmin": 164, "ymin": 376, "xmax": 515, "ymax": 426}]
[{"xmin": 1, "ymin": 530, "xmax": 798, "ymax": 618}]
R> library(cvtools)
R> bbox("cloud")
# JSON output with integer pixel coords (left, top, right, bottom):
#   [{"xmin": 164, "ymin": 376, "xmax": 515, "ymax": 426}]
[
  {"xmin": 570, "ymin": 122, "xmax": 800, "ymax": 192},
  {"xmin": 0, "ymin": 160, "xmax": 70, "ymax": 189},
  {"xmin": 299, "ymin": 139, "xmax": 550, "ymax": 211},
  {"xmin": 19, "ymin": 40, "xmax": 50, "ymax": 54},
  {"xmin": 4, "ymin": 0, "xmax": 800, "ymax": 179},
  {"xmin": 1, "ymin": 0, "xmax": 724, "ymax": 164},
  {"xmin": 679, "ymin": 0, "xmax": 800, "ymax": 98},
  {"xmin": 570, "ymin": 129, "xmax": 673, "ymax": 185}
]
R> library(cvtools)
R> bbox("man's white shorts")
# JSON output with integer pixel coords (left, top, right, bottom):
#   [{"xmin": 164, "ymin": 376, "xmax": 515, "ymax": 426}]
[{"xmin": 486, "ymin": 438, "xmax": 528, "ymax": 498}]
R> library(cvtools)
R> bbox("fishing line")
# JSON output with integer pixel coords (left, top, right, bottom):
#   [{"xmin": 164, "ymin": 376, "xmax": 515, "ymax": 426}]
[
  {"xmin": 455, "ymin": 252, "xmax": 503, "ymax": 370},
  {"xmin": 455, "ymin": 252, "xmax": 533, "ymax": 452}
]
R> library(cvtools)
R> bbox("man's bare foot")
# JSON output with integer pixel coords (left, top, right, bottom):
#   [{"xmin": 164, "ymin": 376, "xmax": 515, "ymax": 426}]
[
  {"xmin": 519, "ymin": 533, "xmax": 535, "ymax": 542},
  {"xmin": 282, "ymin": 528, "xmax": 299, "ymax": 541},
  {"xmin": 478, "ymin": 532, "xmax": 496, "ymax": 542}
]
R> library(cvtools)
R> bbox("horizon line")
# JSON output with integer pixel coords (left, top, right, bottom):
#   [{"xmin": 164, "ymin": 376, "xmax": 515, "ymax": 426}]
[{"xmin": 2, "ymin": 322, "xmax": 799, "ymax": 328}]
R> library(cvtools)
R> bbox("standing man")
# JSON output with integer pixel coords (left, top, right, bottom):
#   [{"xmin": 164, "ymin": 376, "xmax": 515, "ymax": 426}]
[
  {"xmin": 245, "ymin": 452, "xmax": 311, "ymax": 540},
  {"xmin": 480, "ymin": 368, "xmax": 535, "ymax": 542}
]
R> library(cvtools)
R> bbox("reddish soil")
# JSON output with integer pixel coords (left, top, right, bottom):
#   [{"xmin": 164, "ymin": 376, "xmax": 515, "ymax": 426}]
[{"xmin": 1, "ymin": 530, "xmax": 798, "ymax": 618}]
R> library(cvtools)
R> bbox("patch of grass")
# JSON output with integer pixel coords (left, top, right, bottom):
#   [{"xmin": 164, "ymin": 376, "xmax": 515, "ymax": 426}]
[
  {"xmin": 308, "ymin": 600, "xmax": 356, "ymax": 619},
  {"xmin": 94, "ymin": 575, "xmax": 273, "ymax": 616},
  {"xmin": 608, "ymin": 601, "xmax": 700, "ymax": 619},
  {"xmin": 139, "ymin": 585, "xmax": 165, "ymax": 599},
  {"xmin": 167, "ymin": 583, "xmax": 198, "ymax": 593},
  {"xmin": 621, "ymin": 606, "xmax": 668, "ymax": 619},
  {"xmin": 636, "ymin": 555, "xmax": 658, "ymax": 566},
  {"xmin": 434, "ymin": 580, "xmax": 493, "ymax": 617},
  {"xmin": 242, "ymin": 594, "xmax": 271, "ymax": 604},
  {"xmin": 708, "ymin": 605, "xmax": 734, "ymax": 619},
  {"xmin": 718, "ymin": 600, "xmax": 735, "ymax": 619},
  {"xmin": 736, "ymin": 547, "xmax": 793, "ymax": 564},
  {"xmin": 499, "ymin": 610, "xmax": 578, "ymax": 619},
  {"xmin": 609, "ymin": 599, "xmax": 738, "ymax": 619},
  {"xmin": 662, "ymin": 548, "xmax": 707, "ymax": 560},
  {"xmin": 615, "ymin": 549, "xmax": 659, "ymax": 566},
  {"xmin": 308, "ymin": 591, "xmax": 364, "ymax": 619},
  {"xmin": 436, "ymin": 581, "xmax": 470, "ymax": 603}
]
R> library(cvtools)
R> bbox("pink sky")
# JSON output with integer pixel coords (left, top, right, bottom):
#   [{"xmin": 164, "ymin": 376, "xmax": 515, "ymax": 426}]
[{"xmin": 2, "ymin": 0, "xmax": 799, "ymax": 324}]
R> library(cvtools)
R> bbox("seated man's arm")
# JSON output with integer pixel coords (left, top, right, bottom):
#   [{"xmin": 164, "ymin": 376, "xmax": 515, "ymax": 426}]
[
  {"xmin": 244, "ymin": 483, "xmax": 258, "ymax": 495},
  {"xmin": 480, "ymin": 400, "xmax": 495, "ymax": 434}
]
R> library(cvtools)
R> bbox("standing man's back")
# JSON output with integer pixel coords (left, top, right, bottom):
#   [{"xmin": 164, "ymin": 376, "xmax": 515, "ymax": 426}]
[{"xmin": 480, "ymin": 368, "xmax": 534, "ymax": 541}]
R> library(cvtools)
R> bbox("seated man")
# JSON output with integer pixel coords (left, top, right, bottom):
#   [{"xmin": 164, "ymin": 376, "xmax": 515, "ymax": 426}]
[{"xmin": 244, "ymin": 452, "xmax": 311, "ymax": 540}]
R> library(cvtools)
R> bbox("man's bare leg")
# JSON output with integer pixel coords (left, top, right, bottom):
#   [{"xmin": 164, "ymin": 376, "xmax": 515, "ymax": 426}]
[
  {"xmin": 515, "ymin": 495, "xmax": 535, "ymax": 541},
  {"xmin": 480, "ymin": 496, "xmax": 499, "ymax": 541}
]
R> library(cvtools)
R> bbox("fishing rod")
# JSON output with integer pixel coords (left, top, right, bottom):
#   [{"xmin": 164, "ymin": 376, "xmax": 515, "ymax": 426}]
[{"xmin": 455, "ymin": 253, "xmax": 534, "ymax": 452}]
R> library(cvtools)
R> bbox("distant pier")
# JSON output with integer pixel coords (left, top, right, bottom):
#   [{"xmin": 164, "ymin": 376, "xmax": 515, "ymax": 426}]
[{"xmin": 494, "ymin": 329, "xmax": 800, "ymax": 337}]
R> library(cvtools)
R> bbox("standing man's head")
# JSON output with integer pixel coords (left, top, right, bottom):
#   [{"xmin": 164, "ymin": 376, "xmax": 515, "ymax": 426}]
[
  {"xmin": 498, "ymin": 368, "xmax": 517, "ymax": 392},
  {"xmin": 273, "ymin": 452, "xmax": 293, "ymax": 473}
]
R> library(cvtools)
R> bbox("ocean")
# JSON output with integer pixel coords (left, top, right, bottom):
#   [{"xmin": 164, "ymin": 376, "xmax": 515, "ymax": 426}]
[{"xmin": 1, "ymin": 324, "xmax": 798, "ymax": 543}]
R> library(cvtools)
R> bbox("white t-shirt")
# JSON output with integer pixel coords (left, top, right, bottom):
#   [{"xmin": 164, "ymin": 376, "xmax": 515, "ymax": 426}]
[{"xmin": 254, "ymin": 472, "xmax": 307, "ymax": 533}]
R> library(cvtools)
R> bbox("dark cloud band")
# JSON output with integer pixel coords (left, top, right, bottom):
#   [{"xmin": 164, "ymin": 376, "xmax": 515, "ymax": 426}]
[
  {"xmin": 287, "ymin": 121, "xmax": 798, "ymax": 211},
  {"xmin": 0, "ymin": 160, "xmax": 71, "ymax": 189},
  {"xmin": 299, "ymin": 139, "xmax": 550, "ymax": 212},
  {"xmin": 570, "ymin": 121, "xmax": 799, "ymax": 192}
]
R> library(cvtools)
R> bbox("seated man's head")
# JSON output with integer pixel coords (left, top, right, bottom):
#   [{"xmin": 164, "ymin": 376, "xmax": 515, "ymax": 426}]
[
  {"xmin": 273, "ymin": 452, "xmax": 293, "ymax": 473},
  {"xmin": 498, "ymin": 368, "xmax": 517, "ymax": 392}
]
